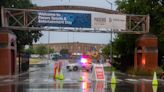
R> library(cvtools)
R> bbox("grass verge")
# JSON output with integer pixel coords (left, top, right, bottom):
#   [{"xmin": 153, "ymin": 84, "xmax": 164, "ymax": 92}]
[
  {"xmin": 29, "ymin": 58, "xmax": 42, "ymax": 64},
  {"xmin": 104, "ymin": 66, "xmax": 116, "ymax": 72}
]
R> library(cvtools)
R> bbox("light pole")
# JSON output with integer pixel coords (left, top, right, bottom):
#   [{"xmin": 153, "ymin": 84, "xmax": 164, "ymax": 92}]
[
  {"xmin": 106, "ymin": 0, "xmax": 113, "ymax": 10},
  {"xmin": 48, "ymin": 31, "xmax": 50, "ymax": 64},
  {"xmin": 106, "ymin": 0, "xmax": 113, "ymax": 63}
]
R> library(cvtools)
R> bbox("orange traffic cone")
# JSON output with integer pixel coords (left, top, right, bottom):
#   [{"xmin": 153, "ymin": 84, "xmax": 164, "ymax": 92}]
[{"xmin": 54, "ymin": 63, "xmax": 58, "ymax": 79}]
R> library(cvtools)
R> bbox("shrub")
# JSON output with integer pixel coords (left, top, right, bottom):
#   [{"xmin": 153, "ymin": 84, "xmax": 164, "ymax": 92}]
[
  {"xmin": 104, "ymin": 66, "xmax": 116, "ymax": 72},
  {"xmin": 156, "ymin": 67, "xmax": 163, "ymax": 76},
  {"xmin": 126, "ymin": 67, "xmax": 152, "ymax": 76}
]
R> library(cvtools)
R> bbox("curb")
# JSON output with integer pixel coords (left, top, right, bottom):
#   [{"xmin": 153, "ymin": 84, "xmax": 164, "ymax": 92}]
[
  {"xmin": 0, "ymin": 68, "xmax": 40, "ymax": 80},
  {"xmin": 117, "ymin": 71, "xmax": 153, "ymax": 79}
]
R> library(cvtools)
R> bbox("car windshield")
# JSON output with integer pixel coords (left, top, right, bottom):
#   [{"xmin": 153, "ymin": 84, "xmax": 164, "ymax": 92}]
[{"xmin": 69, "ymin": 55, "xmax": 81, "ymax": 63}]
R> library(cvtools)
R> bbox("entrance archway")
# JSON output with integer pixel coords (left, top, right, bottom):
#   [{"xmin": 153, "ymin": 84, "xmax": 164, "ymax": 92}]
[{"xmin": 0, "ymin": 5, "xmax": 150, "ymax": 75}]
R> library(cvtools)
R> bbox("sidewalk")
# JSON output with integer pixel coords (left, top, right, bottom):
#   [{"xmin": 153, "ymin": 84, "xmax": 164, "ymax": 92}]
[
  {"xmin": 116, "ymin": 71, "xmax": 153, "ymax": 79},
  {"xmin": 0, "ymin": 62, "xmax": 44, "ymax": 80}
]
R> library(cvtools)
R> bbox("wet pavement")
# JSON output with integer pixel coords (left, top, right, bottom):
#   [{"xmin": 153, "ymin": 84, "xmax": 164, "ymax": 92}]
[{"xmin": 0, "ymin": 59, "xmax": 164, "ymax": 92}]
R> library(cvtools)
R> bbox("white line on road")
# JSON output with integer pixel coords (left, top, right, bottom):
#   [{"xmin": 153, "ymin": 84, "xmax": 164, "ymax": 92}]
[
  {"xmin": 140, "ymin": 79, "xmax": 152, "ymax": 82},
  {"xmin": 24, "ymin": 79, "xmax": 35, "ymax": 83},
  {"xmin": 125, "ymin": 79, "xmax": 138, "ymax": 82},
  {"xmin": 3, "ymin": 79, "xmax": 13, "ymax": 82},
  {"xmin": 117, "ymin": 79, "xmax": 123, "ymax": 82}
]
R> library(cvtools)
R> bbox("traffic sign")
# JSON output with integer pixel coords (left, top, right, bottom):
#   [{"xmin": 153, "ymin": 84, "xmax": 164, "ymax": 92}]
[{"xmin": 92, "ymin": 64, "xmax": 105, "ymax": 81}]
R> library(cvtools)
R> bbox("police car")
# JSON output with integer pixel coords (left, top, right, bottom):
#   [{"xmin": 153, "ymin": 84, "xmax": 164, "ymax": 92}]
[{"xmin": 66, "ymin": 55, "xmax": 92, "ymax": 71}]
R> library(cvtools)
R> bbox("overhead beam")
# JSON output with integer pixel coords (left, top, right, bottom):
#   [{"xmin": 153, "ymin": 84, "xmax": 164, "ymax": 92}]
[
  {"xmin": 4, "ymin": 26, "xmax": 148, "ymax": 34},
  {"xmin": 1, "ymin": 6, "xmax": 149, "ymax": 34}
]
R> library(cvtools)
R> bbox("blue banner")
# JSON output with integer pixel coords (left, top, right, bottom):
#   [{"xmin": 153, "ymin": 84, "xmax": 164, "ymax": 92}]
[{"xmin": 37, "ymin": 12, "xmax": 91, "ymax": 28}]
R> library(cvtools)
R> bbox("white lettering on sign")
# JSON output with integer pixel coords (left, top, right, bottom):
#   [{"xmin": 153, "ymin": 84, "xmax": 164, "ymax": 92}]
[
  {"xmin": 38, "ymin": 12, "xmax": 72, "ymax": 25},
  {"xmin": 92, "ymin": 13, "xmax": 126, "ymax": 30},
  {"xmin": 95, "ymin": 67, "xmax": 104, "ymax": 79},
  {"xmin": 92, "ymin": 64, "xmax": 105, "ymax": 81},
  {"xmin": 94, "ymin": 17, "xmax": 106, "ymax": 26}
]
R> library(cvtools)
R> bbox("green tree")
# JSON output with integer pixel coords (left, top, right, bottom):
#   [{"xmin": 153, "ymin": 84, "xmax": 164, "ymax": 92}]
[
  {"xmin": 0, "ymin": 0, "xmax": 42, "ymax": 52},
  {"xmin": 25, "ymin": 46, "xmax": 35, "ymax": 54},
  {"xmin": 113, "ymin": 34, "xmax": 139, "ymax": 71},
  {"xmin": 102, "ymin": 44, "xmax": 110, "ymax": 59},
  {"xmin": 103, "ymin": 0, "xmax": 164, "ymax": 71},
  {"xmin": 49, "ymin": 48, "xmax": 55, "ymax": 54},
  {"xmin": 35, "ymin": 45, "xmax": 48, "ymax": 57},
  {"xmin": 60, "ymin": 49, "xmax": 69, "ymax": 55}
]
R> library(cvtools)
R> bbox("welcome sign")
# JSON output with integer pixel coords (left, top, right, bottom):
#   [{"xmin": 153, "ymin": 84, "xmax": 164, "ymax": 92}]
[
  {"xmin": 37, "ymin": 12, "xmax": 91, "ymax": 28},
  {"xmin": 37, "ymin": 11, "xmax": 126, "ymax": 30}
]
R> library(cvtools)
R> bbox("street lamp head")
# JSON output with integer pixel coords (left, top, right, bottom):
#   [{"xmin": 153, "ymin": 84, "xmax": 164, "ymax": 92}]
[{"xmin": 105, "ymin": 0, "xmax": 113, "ymax": 10}]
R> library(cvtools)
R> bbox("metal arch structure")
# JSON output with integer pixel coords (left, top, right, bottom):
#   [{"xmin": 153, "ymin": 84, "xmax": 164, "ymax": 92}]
[{"xmin": 1, "ymin": 6, "xmax": 149, "ymax": 34}]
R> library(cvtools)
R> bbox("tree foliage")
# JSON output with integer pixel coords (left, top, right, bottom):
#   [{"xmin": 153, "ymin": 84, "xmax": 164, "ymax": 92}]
[
  {"xmin": 113, "ymin": 34, "xmax": 139, "ymax": 71},
  {"xmin": 49, "ymin": 48, "xmax": 55, "ymax": 54},
  {"xmin": 102, "ymin": 44, "xmax": 110, "ymax": 59},
  {"xmin": 60, "ymin": 49, "xmax": 69, "ymax": 55},
  {"xmin": 25, "ymin": 45, "xmax": 55, "ymax": 55},
  {"xmin": 0, "ymin": 0, "xmax": 42, "ymax": 52},
  {"xmin": 103, "ymin": 0, "xmax": 164, "ymax": 71},
  {"xmin": 35, "ymin": 45, "xmax": 48, "ymax": 57},
  {"xmin": 25, "ymin": 46, "xmax": 35, "ymax": 54}
]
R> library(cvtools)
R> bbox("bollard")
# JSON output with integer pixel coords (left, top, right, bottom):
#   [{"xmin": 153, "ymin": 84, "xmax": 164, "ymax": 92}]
[
  {"xmin": 54, "ymin": 64, "xmax": 57, "ymax": 79},
  {"xmin": 79, "ymin": 76, "xmax": 83, "ymax": 82},
  {"xmin": 111, "ymin": 84, "xmax": 116, "ymax": 92},
  {"xmin": 55, "ymin": 68, "xmax": 59, "ymax": 79},
  {"xmin": 111, "ymin": 71, "xmax": 116, "ymax": 84},
  {"xmin": 59, "ymin": 70, "xmax": 64, "ymax": 80},
  {"xmin": 152, "ymin": 72, "xmax": 158, "ymax": 85}
]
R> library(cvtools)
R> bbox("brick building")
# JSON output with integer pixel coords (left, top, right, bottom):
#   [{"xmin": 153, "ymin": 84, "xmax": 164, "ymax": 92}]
[{"xmin": 34, "ymin": 42, "xmax": 106, "ymax": 54}]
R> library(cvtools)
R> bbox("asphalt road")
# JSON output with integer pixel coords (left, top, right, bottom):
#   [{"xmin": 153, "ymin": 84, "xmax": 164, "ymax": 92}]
[{"xmin": 0, "ymin": 59, "xmax": 164, "ymax": 92}]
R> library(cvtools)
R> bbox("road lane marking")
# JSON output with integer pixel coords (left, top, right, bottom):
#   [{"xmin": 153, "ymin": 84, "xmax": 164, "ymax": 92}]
[
  {"xmin": 125, "ymin": 79, "xmax": 138, "ymax": 82},
  {"xmin": 117, "ymin": 79, "xmax": 123, "ymax": 82},
  {"xmin": 24, "ymin": 79, "xmax": 35, "ymax": 83},
  {"xmin": 140, "ymin": 79, "xmax": 152, "ymax": 82},
  {"xmin": 3, "ymin": 79, "xmax": 13, "ymax": 82},
  {"xmin": 64, "ymin": 78, "xmax": 72, "ymax": 81}
]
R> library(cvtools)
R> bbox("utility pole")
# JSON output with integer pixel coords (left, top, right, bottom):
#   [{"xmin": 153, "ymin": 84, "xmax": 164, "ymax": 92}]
[
  {"xmin": 48, "ymin": 31, "xmax": 50, "ymax": 64},
  {"xmin": 106, "ymin": 0, "xmax": 113, "ymax": 10},
  {"xmin": 106, "ymin": 0, "xmax": 113, "ymax": 63}
]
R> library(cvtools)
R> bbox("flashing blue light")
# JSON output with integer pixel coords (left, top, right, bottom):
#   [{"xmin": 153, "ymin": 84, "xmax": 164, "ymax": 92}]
[{"xmin": 81, "ymin": 58, "xmax": 87, "ymax": 64}]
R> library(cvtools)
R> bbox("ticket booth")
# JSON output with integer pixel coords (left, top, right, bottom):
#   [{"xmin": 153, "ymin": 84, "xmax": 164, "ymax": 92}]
[
  {"xmin": 134, "ymin": 34, "xmax": 158, "ymax": 72},
  {"xmin": 0, "ymin": 30, "xmax": 17, "ymax": 76}
]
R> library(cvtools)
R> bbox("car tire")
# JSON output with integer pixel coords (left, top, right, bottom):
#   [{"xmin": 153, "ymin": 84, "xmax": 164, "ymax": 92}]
[
  {"xmin": 91, "ymin": 66, "xmax": 93, "ymax": 71},
  {"xmin": 66, "ymin": 66, "xmax": 71, "ymax": 71},
  {"xmin": 73, "ymin": 66, "xmax": 78, "ymax": 71}
]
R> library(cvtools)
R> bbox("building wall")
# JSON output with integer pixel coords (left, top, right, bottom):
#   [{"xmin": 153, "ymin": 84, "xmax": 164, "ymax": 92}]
[
  {"xmin": 134, "ymin": 34, "xmax": 158, "ymax": 72},
  {"xmin": 34, "ymin": 42, "xmax": 106, "ymax": 54},
  {"xmin": 0, "ymin": 31, "xmax": 17, "ymax": 76}
]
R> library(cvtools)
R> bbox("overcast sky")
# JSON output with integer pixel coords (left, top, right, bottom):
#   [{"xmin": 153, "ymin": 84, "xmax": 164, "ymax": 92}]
[{"xmin": 31, "ymin": 0, "xmax": 117, "ymax": 44}]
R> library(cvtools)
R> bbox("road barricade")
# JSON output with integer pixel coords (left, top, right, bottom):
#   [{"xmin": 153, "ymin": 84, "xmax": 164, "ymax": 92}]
[
  {"xmin": 91, "ymin": 64, "xmax": 105, "ymax": 81},
  {"xmin": 54, "ymin": 60, "xmax": 63, "ymax": 80}
]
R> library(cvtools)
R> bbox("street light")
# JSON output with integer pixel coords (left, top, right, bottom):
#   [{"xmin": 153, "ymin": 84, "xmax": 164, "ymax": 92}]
[
  {"xmin": 106, "ymin": 0, "xmax": 113, "ymax": 10},
  {"xmin": 60, "ymin": 0, "xmax": 70, "ymax": 2},
  {"xmin": 106, "ymin": 0, "xmax": 113, "ymax": 63}
]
